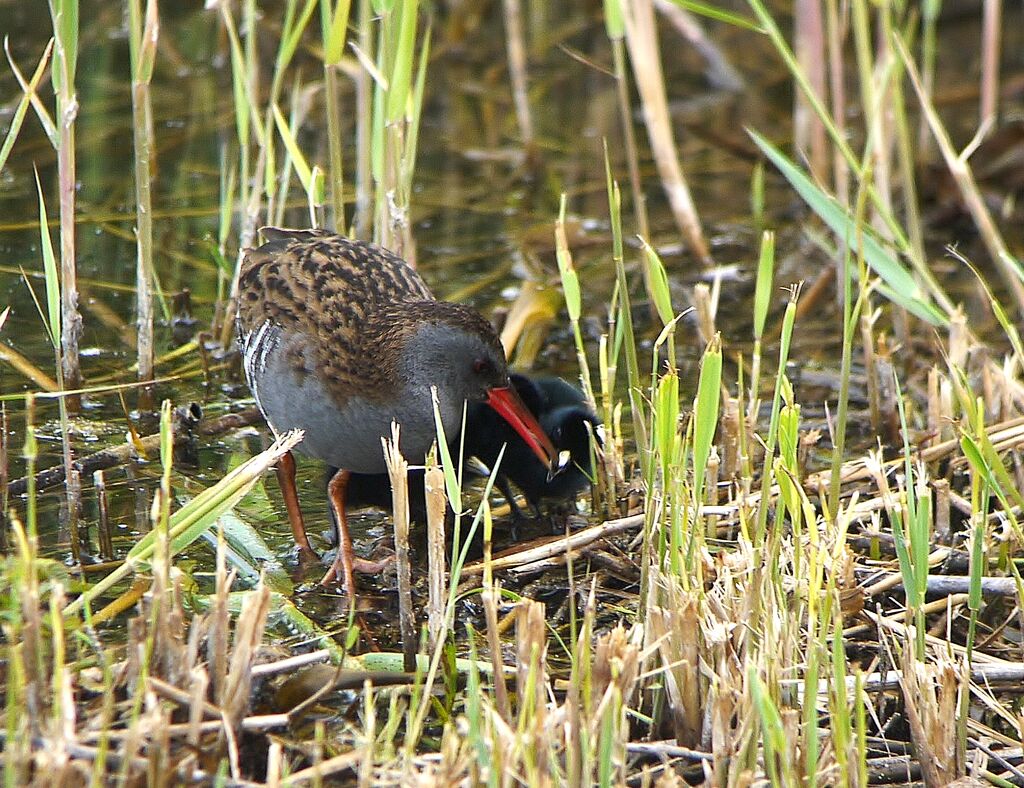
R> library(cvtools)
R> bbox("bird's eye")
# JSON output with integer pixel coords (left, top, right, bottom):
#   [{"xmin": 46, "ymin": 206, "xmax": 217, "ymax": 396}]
[{"xmin": 472, "ymin": 358, "xmax": 493, "ymax": 375}]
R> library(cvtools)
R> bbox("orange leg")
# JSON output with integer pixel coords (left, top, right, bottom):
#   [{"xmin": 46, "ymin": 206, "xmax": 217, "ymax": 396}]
[
  {"xmin": 323, "ymin": 469, "xmax": 356, "ymax": 592},
  {"xmin": 276, "ymin": 450, "xmax": 315, "ymax": 555},
  {"xmin": 322, "ymin": 468, "xmax": 391, "ymax": 592}
]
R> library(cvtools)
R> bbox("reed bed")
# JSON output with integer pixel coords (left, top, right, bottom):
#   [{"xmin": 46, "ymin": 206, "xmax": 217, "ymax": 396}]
[{"xmin": 2, "ymin": 1, "xmax": 1024, "ymax": 785}]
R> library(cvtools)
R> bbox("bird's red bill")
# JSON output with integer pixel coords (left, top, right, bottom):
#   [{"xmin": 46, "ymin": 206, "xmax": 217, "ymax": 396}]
[{"xmin": 486, "ymin": 386, "xmax": 561, "ymax": 475}]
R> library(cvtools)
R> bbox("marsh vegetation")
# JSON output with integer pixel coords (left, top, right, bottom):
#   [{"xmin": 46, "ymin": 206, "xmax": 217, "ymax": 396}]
[{"xmin": 2, "ymin": 0, "xmax": 1024, "ymax": 784}]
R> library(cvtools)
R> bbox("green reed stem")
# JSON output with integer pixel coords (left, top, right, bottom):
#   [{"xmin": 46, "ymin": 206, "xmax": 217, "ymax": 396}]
[{"xmin": 604, "ymin": 145, "xmax": 644, "ymax": 457}]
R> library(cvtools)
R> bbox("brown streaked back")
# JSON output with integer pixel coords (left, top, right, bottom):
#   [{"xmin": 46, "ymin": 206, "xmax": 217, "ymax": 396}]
[{"xmin": 236, "ymin": 228, "xmax": 450, "ymax": 401}]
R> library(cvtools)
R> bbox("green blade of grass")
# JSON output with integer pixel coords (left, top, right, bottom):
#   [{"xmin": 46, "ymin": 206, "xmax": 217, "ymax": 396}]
[
  {"xmin": 692, "ymin": 334, "xmax": 722, "ymax": 508},
  {"xmin": 752, "ymin": 231, "xmax": 774, "ymax": 341},
  {"xmin": 750, "ymin": 131, "xmax": 948, "ymax": 327},
  {"xmin": 322, "ymin": 0, "xmax": 352, "ymax": 63},
  {"xmin": 34, "ymin": 169, "xmax": 60, "ymax": 349},
  {"xmin": 63, "ymin": 429, "xmax": 303, "ymax": 617},
  {"xmin": 638, "ymin": 238, "xmax": 674, "ymax": 327},
  {"xmin": 386, "ymin": 0, "xmax": 418, "ymax": 124},
  {"xmin": 272, "ymin": 103, "xmax": 314, "ymax": 193},
  {"xmin": 0, "ymin": 40, "xmax": 54, "ymax": 172},
  {"xmin": 668, "ymin": 0, "xmax": 761, "ymax": 31}
]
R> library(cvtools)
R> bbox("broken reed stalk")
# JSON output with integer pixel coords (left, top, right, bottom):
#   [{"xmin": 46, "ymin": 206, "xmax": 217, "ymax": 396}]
[
  {"xmin": 424, "ymin": 454, "xmax": 446, "ymax": 652},
  {"xmin": 621, "ymin": 0, "xmax": 711, "ymax": 265},
  {"xmin": 502, "ymin": 0, "xmax": 534, "ymax": 150},
  {"xmin": 129, "ymin": 0, "xmax": 159, "ymax": 402},
  {"xmin": 516, "ymin": 599, "xmax": 548, "ymax": 775},
  {"xmin": 35, "ymin": 169, "xmax": 81, "ymax": 563},
  {"xmin": 384, "ymin": 423, "xmax": 416, "ymax": 673},
  {"xmin": 481, "ymin": 588, "xmax": 511, "ymax": 722},
  {"xmin": 49, "ymin": 0, "xmax": 83, "ymax": 402}
]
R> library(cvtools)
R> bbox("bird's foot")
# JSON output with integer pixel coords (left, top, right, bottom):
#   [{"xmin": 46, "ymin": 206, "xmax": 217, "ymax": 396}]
[
  {"xmin": 352, "ymin": 555, "xmax": 395, "ymax": 574},
  {"xmin": 319, "ymin": 550, "xmax": 395, "ymax": 590}
]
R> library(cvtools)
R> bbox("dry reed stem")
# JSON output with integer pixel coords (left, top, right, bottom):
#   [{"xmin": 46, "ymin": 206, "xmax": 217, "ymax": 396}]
[
  {"xmin": 425, "ymin": 460, "xmax": 446, "ymax": 651},
  {"xmin": 282, "ymin": 751, "xmax": 363, "ymax": 784},
  {"xmin": 899, "ymin": 649, "xmax": 964, "ymax": 785},
  {"xmin": 591, "ymin": 625, "xmax": 640, "ymax": 780},
  {"xmin": 691, "ymin": 282, "xmax": 716, "ymax": 350},
  {"xmin": 359, "ymin": 680, "xmax": 376, "ymax": 788},
  {"xmin": 53, "ymin": 56, "xmax": 83, "ymax": 399},
  {"xmin": 130, "ymin": 0, "xmax": 159, "ymax": 395},
  {"xmin": 482, "ymin": 587, "xmax": 511, "ymax": 723},
  {"xmin": 647, "ymin": 583, "xmax": 701, "ymax": 747},
  {"xmin": 384, "ymin": 423, "xmax": 416, "ymax": 672},
  {"xmin": 515, "ymin": 599, "xmax": 548, "ymax": 776},
  {"xmin": 250, "ymin": 648, "xmax": 331, "ymax": 677},
  {"xmin": 501, "ymin": 0, "xmax": 534, "ymax": 148},
  {"xmin": 0, "ymin": 340, "xmax": 59, "ymax": 391},
  {"xmin": 793, "ymin": 0, "xmax": 828, "ymax": 182},
  {"xmin": 222, "ymin": 582, "xmax": 271, "ymax": 726},
  {"xmin": 621, "ymin": 0, "xmax": 711, "ymax": 266},
  {"xmin": 980, "ymin": 0, "xmax": 1002, "ymax": 124},
  {"xmin": 460, "ymin": 513, "xmax": 643, "ymax": 576},
  {"xmin": 354, "ymin": 0, "xmax": 373, "ymax": 240}
]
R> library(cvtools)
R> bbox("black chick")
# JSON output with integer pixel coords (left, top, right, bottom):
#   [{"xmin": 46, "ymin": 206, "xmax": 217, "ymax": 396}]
[{"xmin": 464, "ymin": 373, "xmax": 599, "ymax": 519}]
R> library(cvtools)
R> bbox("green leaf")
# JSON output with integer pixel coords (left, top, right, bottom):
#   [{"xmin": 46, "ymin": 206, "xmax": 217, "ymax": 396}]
[
  {"xmin": 753, "ymin": 230, "xmax": 774, "ymax": 340},
  {"xmin": 34, "ymin": 170, "xmax": 60, "ymax": 349},
  {"xmin": 321, "ymin": 0, "xmax": 351, "ymax": 64},
  {"xmin": 603, "ymin": 0, "xmax": 624, "ymax": 39},
  {"xmin": 750, "ymin": 131, "xmax": 948, "ymax": 327},
  {"xmin": 386, "ymin": 0, "xmax": 418, "ymax": 124},
  {"xmin": 692, "ymin": 335, "xmax": 722, "ymax": 503},
  {"xmin": 556, "ymin": 196, "xmax": 582, "ymax": 323},
  {"xmin": 0, "ymin": 40, "xmax": 55, "ymax": 172},
  {"xmin": 639, "ymin": 239, "xmax": 674, "ymax": 327},
  {"xmin": 272, "ymin": 103, "xmax": 313, "ymax": 192},
  {"xmin": 198, "ymin": 510, "xmax": 294, "ymax": 595},
  {"xmin": 667, "ymin": 0, "xmax": 761, "ymax": 31}
]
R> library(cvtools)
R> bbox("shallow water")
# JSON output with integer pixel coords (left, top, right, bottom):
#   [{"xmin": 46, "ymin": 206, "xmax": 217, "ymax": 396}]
[{"xmin": 1, "ymin": 2, "xmax": 1022, "ymax": 627}]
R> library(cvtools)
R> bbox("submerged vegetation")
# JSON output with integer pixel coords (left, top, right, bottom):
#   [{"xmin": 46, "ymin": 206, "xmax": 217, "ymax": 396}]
[{"xmin": 2, "ymin": 0, "xmax": 1024, "ymax": 784}]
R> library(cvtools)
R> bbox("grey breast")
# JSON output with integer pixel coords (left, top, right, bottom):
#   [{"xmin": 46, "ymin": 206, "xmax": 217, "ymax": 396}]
[{"xmin": 241, "ymin": 320, "xmax": 441, "ymax": 473}]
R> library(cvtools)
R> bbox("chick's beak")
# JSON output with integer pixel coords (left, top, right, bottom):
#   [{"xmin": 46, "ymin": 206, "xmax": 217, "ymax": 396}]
[{"xmin": 486, "ymin": 386, "xmax": 567, "ymax": 478}]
